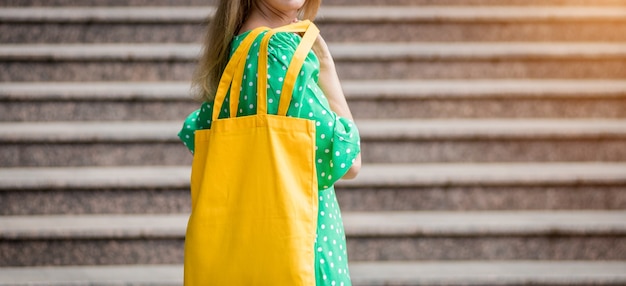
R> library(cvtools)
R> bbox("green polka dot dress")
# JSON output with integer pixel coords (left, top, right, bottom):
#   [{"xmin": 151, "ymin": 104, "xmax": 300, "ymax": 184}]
[{"xmin": 178, "ymin": 30, "xmax": 361, "ymax": 286}]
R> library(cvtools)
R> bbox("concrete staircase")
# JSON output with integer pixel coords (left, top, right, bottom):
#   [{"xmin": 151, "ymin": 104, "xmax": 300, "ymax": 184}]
[{"xmin": 1, "ymin": 0, "xmax": 626, "ymax": 285}]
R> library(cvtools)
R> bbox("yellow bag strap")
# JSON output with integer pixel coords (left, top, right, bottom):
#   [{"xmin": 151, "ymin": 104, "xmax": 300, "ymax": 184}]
[
  {"xmin": 212, "ymin": 27, "xmax": 268, "ymax": 121},
  {"xmin": 277, "ymin": 22, "xmax": 319, "ymax": 116},
  {"xmin": 257, "ymin": 20, "xmax": 320, "ymax": 116}
]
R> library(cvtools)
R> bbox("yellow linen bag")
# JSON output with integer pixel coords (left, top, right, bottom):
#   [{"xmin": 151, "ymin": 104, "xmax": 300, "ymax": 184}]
[{"xmin": 184, "ymin": 21, "xmax": 320, "ymax": 285}]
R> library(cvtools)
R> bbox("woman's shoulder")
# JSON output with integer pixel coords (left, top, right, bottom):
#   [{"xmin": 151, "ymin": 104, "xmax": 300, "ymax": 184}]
[
  {"xmin": 258, "ymin": 31, "xmax": 302, "ymax": 59},
  {"xmin": 231, "ymin": 29, "xmax": 302, "ymax": 58},
  {"xmin": 267, "ymin": 31, "xmax": 319, "ymax": 69},
  {"xmin": 269, "ymin": 31, "xmax": 302, "ymax": 47}
]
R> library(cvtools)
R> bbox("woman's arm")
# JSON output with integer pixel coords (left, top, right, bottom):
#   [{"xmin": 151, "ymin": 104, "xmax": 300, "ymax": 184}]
[{"xmin": 313, "ymin": 34, "xmax": 362, "ymax": 179}]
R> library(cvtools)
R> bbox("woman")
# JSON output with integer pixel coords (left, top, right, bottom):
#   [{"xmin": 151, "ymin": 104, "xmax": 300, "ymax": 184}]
[{"xmin": 178, "ymin": 0, "xmax": 361, "ymax": 284}]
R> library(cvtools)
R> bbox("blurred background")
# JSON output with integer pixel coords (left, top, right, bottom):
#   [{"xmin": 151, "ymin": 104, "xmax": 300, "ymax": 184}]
[{"xmin": 1, "ymin": 0, "xmax": 625, "ymax": 285}]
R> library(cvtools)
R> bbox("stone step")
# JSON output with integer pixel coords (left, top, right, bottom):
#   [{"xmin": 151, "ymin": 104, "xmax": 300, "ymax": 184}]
[
  {"xmin": 1, "ymin": 0, "xmax": 624, "ymax": 6},
  {"xmin": 1, "ymin": 211, "xmax": 624, "ymax": 266},
  {"xmin": 1, "ymin": 163, "xmax": 624, "ymax": 215},
  {"xmin": 2, "ymin": 43, "xmax": 625, "ymax": 81},
  {"xmin": 2, "ymin": 119, "xmax": 626, "ymax": 167},
  {"xmin": 2, "ymin": 7, "xmax": 626, "ymax": 43},
  {"xmin": 2, "ymin": 80, "xmax": 626, "ymax": 121},
  {"xmin": 343, "ymin": 211, "xmax": 626, "ymax": 261},
  {"xmin": 359, "ymin": 119, "xmax": 626, "ymax": 163},
  {"xmin": 1, "ymin": 261, "xmax": 626, "ymax": 286},
  {"xmin": 6, "ymin": 43, "xmax": 625, "ymax": 62}
]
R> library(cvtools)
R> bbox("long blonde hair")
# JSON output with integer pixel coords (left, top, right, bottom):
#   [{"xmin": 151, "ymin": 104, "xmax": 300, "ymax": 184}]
[{"xmin": 192, "ymin": 0, "xmax": 321, "ymax": 102}]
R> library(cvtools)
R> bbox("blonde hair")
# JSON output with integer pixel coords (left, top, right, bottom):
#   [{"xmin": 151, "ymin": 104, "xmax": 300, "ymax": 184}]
[{"xmin": 192, "ymin": 0, "xmax": 321, "ymax": 102}]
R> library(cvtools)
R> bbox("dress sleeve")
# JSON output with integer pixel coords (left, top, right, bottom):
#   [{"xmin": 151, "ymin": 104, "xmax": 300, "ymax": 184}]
[
  {"xmin": 315, "ymin": 107, "xmax": 361, "ymax": 189},
  {"xmin": 328, "ymin": 115, "xmax": 361, "ymax": 183},
  {"xmin": 177, "ymin": 102, "xmax": 214, "ymax": 154}
]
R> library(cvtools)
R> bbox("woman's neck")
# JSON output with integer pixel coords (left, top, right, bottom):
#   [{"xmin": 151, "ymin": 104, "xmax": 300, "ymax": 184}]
[{"xmin": 240, "ymin": 2, "xmax": 298, "ymax": 33}]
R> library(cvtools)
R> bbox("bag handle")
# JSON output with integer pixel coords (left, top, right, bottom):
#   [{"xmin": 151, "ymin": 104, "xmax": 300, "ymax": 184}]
[
  {"xmin": 257, "ymin": 20, "xmax": 319, "ymax": 116},
  {"xmin": 213, "ymin": 21, "xmax": 320, "ymax": 120},
  {"xmin": 212, "ymin": 27, "xmax": 268, "ymax": 121}
]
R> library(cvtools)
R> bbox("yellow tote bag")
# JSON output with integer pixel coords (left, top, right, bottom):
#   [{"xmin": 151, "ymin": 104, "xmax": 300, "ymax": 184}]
[{"xmin": 184, "ymin": 21, "xmax": 320, "ymax": 285}]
